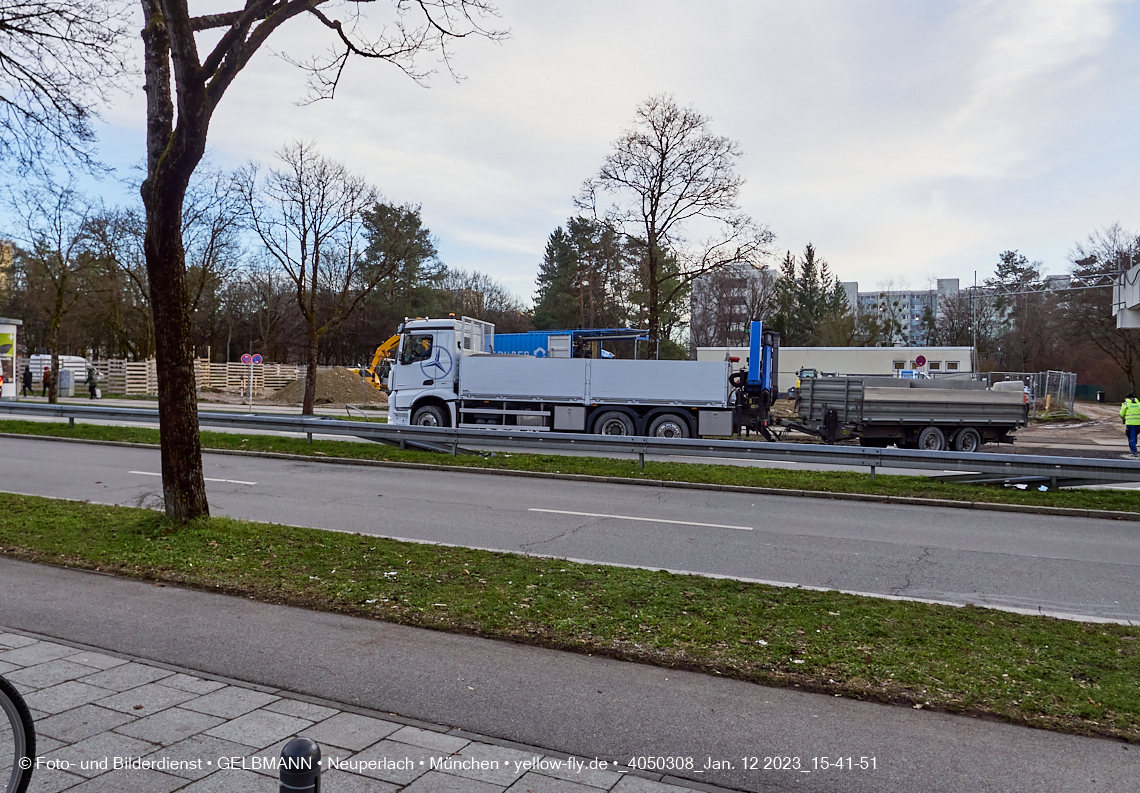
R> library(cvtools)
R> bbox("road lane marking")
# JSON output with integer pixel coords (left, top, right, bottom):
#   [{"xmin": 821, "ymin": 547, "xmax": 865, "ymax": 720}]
[
  {"xmin": 528, "ymin": 508, "xmax": 751, "ymax": 531},
  {"xmin": 129, "ymin": 471, "xmax": 257, "ymax": 486}
]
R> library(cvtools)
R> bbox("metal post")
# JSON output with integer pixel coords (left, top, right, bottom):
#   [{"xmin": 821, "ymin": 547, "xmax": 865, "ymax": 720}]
[
  {"xmin": 279, "ymin": 737, "xmax": 321, "ymax": 793},
  {"xmin": 639, "ymin": 451, "xmax": 645, "ymax": 470},
  {"xmin": 870, "ymin": 465, "xmax": 876, "ymax": 481},
  {"xmin": 69, "ymin": 416, "xmax": 74, "ymax": 429},
  {"xmin": 306, "ymin": 432, "xmax": 312, "ymax": 444}
]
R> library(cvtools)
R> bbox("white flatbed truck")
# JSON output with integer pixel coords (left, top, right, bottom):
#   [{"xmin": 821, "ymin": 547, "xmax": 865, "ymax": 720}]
[{"xmin": 386, "ymin": 316, "xmax": 780, "ymax": 438}]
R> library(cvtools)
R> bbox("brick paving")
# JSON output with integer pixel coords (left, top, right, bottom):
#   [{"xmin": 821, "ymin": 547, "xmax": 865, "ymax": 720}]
[{"xmin": 2, "ymin": 629, "xmax": 722, "ymax": 793}]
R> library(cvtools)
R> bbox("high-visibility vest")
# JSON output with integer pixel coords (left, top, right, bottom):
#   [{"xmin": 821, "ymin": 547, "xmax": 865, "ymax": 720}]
[{"xmin": 1122, "ymin": 398, "xmax": 1140, "ymax": 425}]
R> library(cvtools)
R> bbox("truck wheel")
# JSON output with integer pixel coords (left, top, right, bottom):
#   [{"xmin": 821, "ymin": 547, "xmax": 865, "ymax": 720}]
[
  {"xmin": 953, "ymin": 427, "xmax": 982, "ymax": 453},
  {"xmin": 593, "ymin": 411, "xmax": 634, "ymax": 436},
  {"xmin": 649, "ymin": 414, "xmax": 689, "ymax": 439},
  {"xmin": 917, "ymin": 426, "xmax": 946, "ymax": 451},
  {"xmin": 411, "ymin": 405, "xmax": 446, "ymax": 427}
]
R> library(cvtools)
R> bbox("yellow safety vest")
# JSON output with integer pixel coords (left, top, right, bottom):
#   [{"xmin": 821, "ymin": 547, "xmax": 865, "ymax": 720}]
[{"xmin": 1121, "ymin": 398, "xmax": 1140, "ymax": 425}]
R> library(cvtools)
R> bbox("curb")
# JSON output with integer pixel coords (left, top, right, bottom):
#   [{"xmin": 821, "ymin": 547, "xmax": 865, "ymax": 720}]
[{"xmin": 4, "ymin": 431, "xmax": 1139, "ymax": 522}]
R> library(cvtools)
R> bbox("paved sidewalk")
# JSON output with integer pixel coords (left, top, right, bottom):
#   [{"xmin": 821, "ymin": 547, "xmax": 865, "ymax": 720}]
[{"xmin": 2, "ymin": 629, "xmax": 705, "ymax": 793}]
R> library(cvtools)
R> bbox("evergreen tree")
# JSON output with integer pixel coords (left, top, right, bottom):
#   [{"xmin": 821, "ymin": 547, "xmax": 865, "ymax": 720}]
[
  {"xmin": 771, "ymin": 244, "xmax": 850, "ymax": 345},
  {"xmin": 534, "ymin": 226, "xmax": 579, "ymax": 329},
  {"xmin": 533, "ymin": 217, "xmax": 634, "ymax": 330}
]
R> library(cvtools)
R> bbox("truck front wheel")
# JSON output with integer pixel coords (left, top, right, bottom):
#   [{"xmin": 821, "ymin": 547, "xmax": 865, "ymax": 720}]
[
  {"xmin": 917, "ymin": 426, "xmax": 946, "ymax": 451},
  {"xmin": 593, "ymin": 411, "xmax": 634, "ymax": 436},
  {"xmin": 649, "ymin": 414, "xmax": 689, "ymax": 439},
  {"xmin": 412, "ymin": 405, "xmax": 447, "ymax": 427}
]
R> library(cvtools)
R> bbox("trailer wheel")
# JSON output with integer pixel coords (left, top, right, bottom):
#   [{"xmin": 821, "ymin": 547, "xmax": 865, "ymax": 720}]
[
  {"xmin": 412, "ymin": 405, "xmax": 446, "ymax": 427},
  {"xmin": 953, "ymin": 427, "xmax": 982, "ymax": 453},
  {"xmin": 593, "ymin": 411, "xmax": 634, "ymax": 436},
  {"xmin": 917, "ymin": 426, "xmax": 946, "ymax": 451},
  {"xmin": 649, "ymin": 414, "xmax": 690, "ymax": 439}
]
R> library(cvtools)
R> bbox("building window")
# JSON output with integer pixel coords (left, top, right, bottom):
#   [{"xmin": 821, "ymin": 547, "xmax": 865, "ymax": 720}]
[
  {"xmin": 947, "ymin": 361, "xmax": 959, "ymax": 371},
  {"xmin": 929, "ymin": 361, "xmax": 941, "ymax": 370},
  {"xmin": 893, "ymin": 360, "xmax": 905, "ymax": 370}
]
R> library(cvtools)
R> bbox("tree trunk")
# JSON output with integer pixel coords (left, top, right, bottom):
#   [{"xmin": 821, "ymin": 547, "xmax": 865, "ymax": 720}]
[
  {"xmin": 646, "ymin": 240, "xmax": 661, "ymax": 360},
  {"xmin": 143, "ymin": 180, "xmax": 209, "ymax": 521},
  {"xmin": 47, "ymin": 329, "xmax": 59, "ymax": 404},
  {"xmin": 302, "ymin": 316, "xmax": 319, "ymax": 415},
  {"xmin": 138, "ymin": 0, "xmax": 209, "ymax": 522}
]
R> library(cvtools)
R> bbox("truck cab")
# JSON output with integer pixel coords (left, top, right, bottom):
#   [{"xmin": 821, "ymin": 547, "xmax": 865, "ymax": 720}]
[{"xmin": 387, "ymin": 316, "xmax": 495, "ymax": 427}]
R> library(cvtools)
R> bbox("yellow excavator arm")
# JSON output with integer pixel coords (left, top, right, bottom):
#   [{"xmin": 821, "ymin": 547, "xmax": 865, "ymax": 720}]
[{"xmin": 357, "ymin": 334, "xmax": 401, "ymax": 390}]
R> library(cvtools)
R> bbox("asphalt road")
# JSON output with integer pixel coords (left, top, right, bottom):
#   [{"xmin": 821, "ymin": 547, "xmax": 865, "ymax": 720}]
[
  {"xmin": 2, "ymin": 435, "xmax": 1138, "ymax": 622},
  {"xmin": 1, "ymin": 558, "xmax": 1135, "ymax": 793}
]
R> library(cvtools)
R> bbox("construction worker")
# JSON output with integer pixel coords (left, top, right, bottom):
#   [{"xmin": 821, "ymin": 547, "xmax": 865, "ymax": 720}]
[{"xmin": 1121, "ymin": 392, "xmax": 1140, "ymax": 457}]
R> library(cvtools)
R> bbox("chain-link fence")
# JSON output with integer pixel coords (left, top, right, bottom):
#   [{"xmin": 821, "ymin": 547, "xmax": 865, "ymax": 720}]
[
  {"xmin": 934, "ymin": 370, "xmax": 1076, "ymax": 418},
  {"xmin": 986, "ymin": 371, "xmax": 1076, "ymax": 417}
]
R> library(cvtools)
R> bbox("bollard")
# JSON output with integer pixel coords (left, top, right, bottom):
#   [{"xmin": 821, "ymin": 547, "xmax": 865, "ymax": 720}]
[{"xmin": 279, "ymin": 737, "xmax": 321, "ymax": 793}]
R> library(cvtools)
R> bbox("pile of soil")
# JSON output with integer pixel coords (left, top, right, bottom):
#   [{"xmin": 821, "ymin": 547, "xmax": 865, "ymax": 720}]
[
  {"xmin": 771, "ymin": 398, "xmax": 797, "ymax": 419},
  {"xmin": 269, "ymin": 367, "xmax": 387, "ymax": 406}
]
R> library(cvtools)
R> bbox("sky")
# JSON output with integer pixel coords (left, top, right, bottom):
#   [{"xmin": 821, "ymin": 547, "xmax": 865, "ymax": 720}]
[{"xmin": 28, "ymin": 0, "xmax": 1140, "ymax": 304}]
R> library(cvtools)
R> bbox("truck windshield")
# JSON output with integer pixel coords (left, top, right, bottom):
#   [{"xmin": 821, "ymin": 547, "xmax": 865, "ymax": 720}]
[{"xmin": 400, "ymin": 334, "xmax": 433, "ymax": 365}]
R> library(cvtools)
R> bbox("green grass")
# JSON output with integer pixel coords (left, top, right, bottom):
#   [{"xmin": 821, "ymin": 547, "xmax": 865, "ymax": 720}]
[
  {"xmin": 0, "ymin": 493, "xmax": 1136, "ymax": 741},
  {"xmin": 3, "ymin": 417, "xmax": 1140, "ymax": 514}
]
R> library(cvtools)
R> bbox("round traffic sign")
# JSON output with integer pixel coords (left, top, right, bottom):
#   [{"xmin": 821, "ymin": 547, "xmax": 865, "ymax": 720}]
[
  {"xmin": 241, "ymin": 354, "xmax": 252, "ymax": 364},
  {"xmin": 252, "ymin": 354, "xmax": 263, "ymax": 364},
  {"xmin": 915, "ymin": 355, "xmax": 927, "ymax": 367}
]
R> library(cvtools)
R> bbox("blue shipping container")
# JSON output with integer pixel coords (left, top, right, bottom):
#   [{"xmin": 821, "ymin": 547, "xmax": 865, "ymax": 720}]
[{"xmin": 493, "ymin": 331, "xmax": 570, "ymax": 357}]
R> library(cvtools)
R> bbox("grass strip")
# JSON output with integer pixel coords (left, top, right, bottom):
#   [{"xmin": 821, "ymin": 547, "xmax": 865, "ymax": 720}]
[
  {"xmin": 3, "ymin": 417, "xmax": 1140, "ymax": 514},
  {"xmin": 0, "ymin": 493, "xmax": 1137, "ymax": 742}
]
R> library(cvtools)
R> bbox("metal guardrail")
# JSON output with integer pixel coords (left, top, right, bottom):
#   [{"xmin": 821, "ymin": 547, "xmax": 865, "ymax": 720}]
[{"xmin": 2, "ymin": 401, "xmax": 1139, "ymax": 487}]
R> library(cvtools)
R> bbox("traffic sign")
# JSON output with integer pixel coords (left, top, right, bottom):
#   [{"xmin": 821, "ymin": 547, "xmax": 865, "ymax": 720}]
[
  {"xmin": 915, "ymin": 355, "xmax": 927, "ymax": 367},
  {"xmin": 252, "ymin": 354, "xmax": 263, "ymax": 364},
  {"xmin": 241, "ymin": 354, "xmax": 252, "ymax": 364}
]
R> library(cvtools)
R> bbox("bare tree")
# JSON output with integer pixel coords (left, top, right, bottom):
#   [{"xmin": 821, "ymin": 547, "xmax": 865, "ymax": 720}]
[
  {"xmin": 83, "ymin": 207, "xmax": 156, "ymax": 359},
  {"xmin": 6, "ymin": 178, "xmax": 99, "ymax": 400},
  {"xmin": 438, "ymin": 268, "xmax": 531, "ymax": 332},
  {"xmin": 577, "ymin": 94, "xmax": 774, "ymax": 357},
  {"xmin": 1067, "ymin": 224, "xmax": 1140, "ymax": 391},
  {"xmin": 689, "ymin": 265, "xmax": 775, "ymax": 350},
  {"xmin": 138, "ymin": 1, "xmax": 503, "ymax": 520},
  {"xmin": 237, "ymin": 141, "xmax": 375, "ymax": 414},
  {"xmin": 0, "ymin": 1, "xmax": 133, "ymax": 171},
  {"xmin": 242, "ymin": 257, "xmax": 292, "ymax": 363},
  {"xmin": 238, "ymin": 141, "xmax": 439, "ymax": 414}
]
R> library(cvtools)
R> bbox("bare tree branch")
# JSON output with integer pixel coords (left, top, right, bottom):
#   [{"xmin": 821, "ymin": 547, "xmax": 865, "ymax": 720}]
[{"xmin": 0, "ymin": 0, "xmax": 134, "ymax": 172}]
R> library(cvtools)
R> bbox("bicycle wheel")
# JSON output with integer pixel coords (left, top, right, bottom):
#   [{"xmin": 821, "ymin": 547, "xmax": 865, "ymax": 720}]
[{"xmin": 0, "ymin": 675, "xmax": 35, "ymax": 793}]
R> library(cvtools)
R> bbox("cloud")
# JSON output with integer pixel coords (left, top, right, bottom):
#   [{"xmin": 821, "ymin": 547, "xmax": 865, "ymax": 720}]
[{"xmin": 22, "ymin": 0, "xmax": 1140, "ymax": 303}]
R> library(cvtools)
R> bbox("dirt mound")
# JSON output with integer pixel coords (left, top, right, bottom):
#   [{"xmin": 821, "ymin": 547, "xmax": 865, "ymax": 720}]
[
  {"xmin": 772, "ymin": 398, "xmax": 797, "ymax": 419},
  {"xmin": 269, "ymin": 367, "xmax": 388, "ymax": 406}
]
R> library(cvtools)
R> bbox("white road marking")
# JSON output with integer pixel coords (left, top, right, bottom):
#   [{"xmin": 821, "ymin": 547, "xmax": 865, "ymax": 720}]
[
  {"xmin": 129, "ymin": 471, "xmax": 257, "ymax": 486},
  {"xmin": 528, "ymin": 508, "xmax": 751, "ymax": 531}
]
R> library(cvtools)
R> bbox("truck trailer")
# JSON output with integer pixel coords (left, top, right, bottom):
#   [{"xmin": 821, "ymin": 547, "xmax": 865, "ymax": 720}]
[
  {"xmin": 387, "ymin": 316, "xmax": 779, "ymax": 438},
  {"xmin": 789, "ymin": 376, "xmax": 1028, "ymax": 451}
]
